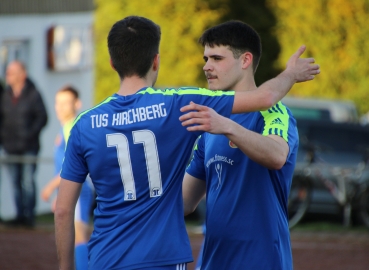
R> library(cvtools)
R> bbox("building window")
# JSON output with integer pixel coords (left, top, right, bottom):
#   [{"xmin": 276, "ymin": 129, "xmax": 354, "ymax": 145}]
[{"xmin": 47, "ymin": 24, "xmax": 93, "ymax": 71}]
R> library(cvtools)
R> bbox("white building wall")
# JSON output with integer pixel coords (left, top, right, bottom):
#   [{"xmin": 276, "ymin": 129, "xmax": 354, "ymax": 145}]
[{"xmin": 0, "ymin": 12, "xmax": 94, "ymax": 219}]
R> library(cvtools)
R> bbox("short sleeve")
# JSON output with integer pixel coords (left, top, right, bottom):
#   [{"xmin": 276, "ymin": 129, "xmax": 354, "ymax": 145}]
[
  {"xmin": 60, "ymin": 122, "xmax": 88, "ymax": 183},
  {"xmin": 260, "ymin": 102, "xmax": 299, "ymax": 160},
  {"xmin": 186, "ymin": 135, "xmax": 207, "ymax": 181},
  {"xmin": 260, "ymin": 102, "xmax": 291, "ymax": 142}
]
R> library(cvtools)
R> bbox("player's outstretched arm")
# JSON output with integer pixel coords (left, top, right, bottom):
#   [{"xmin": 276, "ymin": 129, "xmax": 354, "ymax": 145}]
[{"xmin": 232, "ymin": 45, "xmax": 320, "ymax": 113}]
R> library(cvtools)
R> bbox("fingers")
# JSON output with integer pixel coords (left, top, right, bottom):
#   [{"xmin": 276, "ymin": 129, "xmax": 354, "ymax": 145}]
[
  {"xmin": 179, "ymin": 101, "xmax": 216, "ymax": 132},
  {"xmin": 179, "ymin": 101, "xmax": 208, "ymax": 122},
  {"xmin": 179, "ymin": 111, "xmax": 204, "ymax": 126},
  {"xmin": 181, "ymin": 117, "xmax": 208, "ymax": 132},
  {"xmin": 180, "ymin": 113, "xmax": 205, "ymax": 132},
  {"xmin": 308, "ymin": 63, "xmax": 320, "ymax": 75},
  {"xmin": 286, "ymin": 45, "xmax": 321, "ymax": 83},
  {"xmin": 305, "ymin": 58, "xmax": 315, "ymax": 63},
  {"xmin": 180, "ymin": 101, "xmax": 206, "ymax": 113},
  {"xmin": 293, "ymin": 45, "xmax": 306, "ymax": 59},
  {"xmin": 310, "ymin": 63, "xmax": 319, "ymax": 69},
  {"xmin": 185, "ymin": 125, "xmax": 204, "ymax": 132}
]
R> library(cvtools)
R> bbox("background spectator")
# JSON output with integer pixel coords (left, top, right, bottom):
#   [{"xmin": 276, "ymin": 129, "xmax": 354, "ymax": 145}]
[{"xmin": 0, "ymin": 61, "xmax": 47, "ymax": 228}]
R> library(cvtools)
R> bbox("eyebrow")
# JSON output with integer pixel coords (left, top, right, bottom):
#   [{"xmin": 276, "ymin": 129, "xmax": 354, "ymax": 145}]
[{"xmin": 203, "ymin": 54, "xmax": 224, "ymax": 61}]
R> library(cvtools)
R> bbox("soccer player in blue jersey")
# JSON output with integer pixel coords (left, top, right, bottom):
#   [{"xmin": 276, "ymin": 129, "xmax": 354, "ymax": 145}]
[
  {"xmin": 41, "ymin": 86, "xmax": 94, "ymax": 270},
  {"xmin": 182, "ymin": 21, "xmax": 311, "ymax": 270},
  {"xmin": 54, "ymin": 16, "xmax": 319, "ymax": 270}
]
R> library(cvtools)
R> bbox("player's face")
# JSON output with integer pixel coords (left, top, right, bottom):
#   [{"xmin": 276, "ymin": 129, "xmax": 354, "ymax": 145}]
[
  {"xmin": 55, "ymin": 91, "xmax": 78, "ymax": 123},
  {"xmin": 203, "ymin": 45, "xmax": 244, "ymax": 91}
]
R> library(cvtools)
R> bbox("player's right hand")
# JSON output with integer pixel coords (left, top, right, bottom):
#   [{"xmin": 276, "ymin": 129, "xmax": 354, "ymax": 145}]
[
  {"xmin": 179, "ymin": 101, "xmax": 230, "ymax": 134},
  {"xmin": 285, "ymin": 45, "xmax": 320, "ymax": 83}
]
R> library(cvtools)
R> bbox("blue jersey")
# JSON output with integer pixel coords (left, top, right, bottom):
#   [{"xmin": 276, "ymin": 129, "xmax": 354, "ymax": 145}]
[
  {"xmin": 187, "ymin": 102, "xmax": 298, "ymax": 270},
  {"xmin": 54, "ymin": 120, "xmax": 94, "ymax": 224},
  {"xmin": 54, "ymin": 120, "xmax": 74, "ymax": 175},
  {"xmin": 61, "ymin": 87, "xmax": 234, "ymax": 269}
]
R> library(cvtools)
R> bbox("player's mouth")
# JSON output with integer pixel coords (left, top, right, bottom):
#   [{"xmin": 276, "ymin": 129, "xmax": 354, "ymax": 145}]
[{"xmin": 206, "ymin": 75, "xmax": 217, "ymax": 81}]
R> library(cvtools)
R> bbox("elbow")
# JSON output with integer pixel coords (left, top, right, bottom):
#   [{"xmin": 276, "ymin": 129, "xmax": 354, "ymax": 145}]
[
  {"xmin": 261, "ymin": 91, "xmax": 276, "ymax": 110},
  {"xmin": 270, "ymin": 162, "xmax": 284, "ymax": 171},
  {"xmin": 183, "ymin": 204, "xmax": 196, "ymax": 216},
  {"xmin": 267, "ymin": 156, "xmax": 286, "ymax": 170},
  {"xmin": 54, "ymin": 205, "xmax": 72, "ymax": 222}
]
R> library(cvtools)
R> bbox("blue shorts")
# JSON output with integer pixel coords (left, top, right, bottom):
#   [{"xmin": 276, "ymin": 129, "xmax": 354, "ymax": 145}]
[
  {"xmin": 142, "ymin": 263, "xmax": 187, "ymax": 270},
  {"xmin": 74, "ymin": 177, "xmax": 94, "ymax": 224}
]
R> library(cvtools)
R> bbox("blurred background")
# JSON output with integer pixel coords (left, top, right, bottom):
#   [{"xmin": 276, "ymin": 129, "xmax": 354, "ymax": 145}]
[{"xmin": 0, "ymin": 0, "xmax": 369, "ymax": 225}]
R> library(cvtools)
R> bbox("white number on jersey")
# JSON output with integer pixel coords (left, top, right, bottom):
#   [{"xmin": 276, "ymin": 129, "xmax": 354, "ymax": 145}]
[{"xmin": 106, "ymin": 130, "xmax": 162, "ymax": 201}]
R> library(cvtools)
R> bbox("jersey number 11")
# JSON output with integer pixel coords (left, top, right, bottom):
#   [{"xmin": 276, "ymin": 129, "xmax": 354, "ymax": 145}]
[{"xmin": 106, "ymin": 130, "xmax": 163, "ymax": 201}]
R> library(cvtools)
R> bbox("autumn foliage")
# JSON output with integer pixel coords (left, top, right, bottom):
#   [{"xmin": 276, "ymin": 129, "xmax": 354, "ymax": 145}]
[
  {"xmin": 94, "ymin": 0, "xmax": 369, "ymax": 115},
  {"xmin": 94, "ymin": 0, "xmax": 224, "ymax": 103},
  {"xmin": 268, "ymin": 0, "xmax": 369, "ymax": 114}
]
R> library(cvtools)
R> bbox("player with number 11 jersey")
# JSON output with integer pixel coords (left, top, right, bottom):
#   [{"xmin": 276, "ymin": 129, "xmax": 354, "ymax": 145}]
[{"xmin": 61, "ymin": 87, "xmax": 234, "ymax": 269}]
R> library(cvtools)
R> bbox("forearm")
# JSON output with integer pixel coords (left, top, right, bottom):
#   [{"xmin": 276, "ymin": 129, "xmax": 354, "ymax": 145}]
[
  {"xmin": 55, "ymin": 207, "xmax": 75, "ymax": 270},
  {"xmin": 54, "ymin": 179, "xmax": 82, "ymax": 270},
  {"xmin": 223, "ymin": 119, "xmax": 288, "ymax": 169},
  {"xmin": 258, "ymin": 70, "xmax": 296, "ymax": 108},
  {"xmin": 183, "ymin": 173, "xmax": 206, "ymax": 216}
]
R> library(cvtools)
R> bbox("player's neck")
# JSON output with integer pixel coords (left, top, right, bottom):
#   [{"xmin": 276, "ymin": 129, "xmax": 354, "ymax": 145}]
[
  {"xmin": 232, "ymin": 73, "xmax": 257, "ymax": 92},
  {"xmin": 116, "ymin": 76, "xmax": 153, "ymax": 96},
  {"xmin": 60, "ymin": 115, "xmax": 76, "ymax": 126}
]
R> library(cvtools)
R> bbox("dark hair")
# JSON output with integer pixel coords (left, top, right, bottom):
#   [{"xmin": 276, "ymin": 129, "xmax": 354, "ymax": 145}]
[
  {"xmin": 58, "ymin": 85, "xmax": 79, "ymax": 99},
  {"xmin": 199, "ymin": 20, "xmax": 262, "ymax": 73},
  {"xmin": 108, "ymin": 16, "xmax": 161, "ymax": 79}
]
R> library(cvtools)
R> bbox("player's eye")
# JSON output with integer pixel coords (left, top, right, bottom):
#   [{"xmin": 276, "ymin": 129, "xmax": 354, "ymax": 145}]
[{"xmin": 203, "ymin": 57, "xmax": 208, "ymax": 63}]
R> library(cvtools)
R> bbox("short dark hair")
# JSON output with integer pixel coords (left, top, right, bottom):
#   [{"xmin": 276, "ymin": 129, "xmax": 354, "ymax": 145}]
[
  {"xmin": 199, "ymin": 20, "xmax": 262, "ymax": 73},
  {"xmin": 108, "ymin": 16, "xmax": 161, "ymax": 79},
  {"xmin": 58, "ymin": 85, "xmax": 79, "ymax": 99}
]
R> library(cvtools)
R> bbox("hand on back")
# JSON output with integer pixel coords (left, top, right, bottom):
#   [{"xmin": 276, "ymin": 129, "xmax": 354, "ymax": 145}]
[{"xmin": 179, "ymin": 101, "xmax": 230, "ymax": 134}]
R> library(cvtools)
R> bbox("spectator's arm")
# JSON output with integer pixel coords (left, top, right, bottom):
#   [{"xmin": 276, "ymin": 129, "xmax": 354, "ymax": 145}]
[{"xmin": 29, "ymin": 91, "xmax": 48, "ymax": 138}]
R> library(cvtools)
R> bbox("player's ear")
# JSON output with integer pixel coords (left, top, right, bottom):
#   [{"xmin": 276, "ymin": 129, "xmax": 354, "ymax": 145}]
[
  {"xmin": 110, "ymin": 59, "xmax": 116, "ymax": 71},
  {"xmin": 152, "ymin": 54, "xmax": 160, "ymax": 71},
  {"xmin": 241, "ymin": 52, "xmax": 253, "ymax": 70},
  {"xmin": 75, "ymin": 99, "xmax": 82, "ymax": 111}
]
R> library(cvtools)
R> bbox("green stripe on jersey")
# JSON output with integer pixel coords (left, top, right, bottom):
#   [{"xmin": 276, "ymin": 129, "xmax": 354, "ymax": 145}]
[
  {"xmin": 63, "ymin": 119, "xmax": 74, "ymax": 144},
  {"xmin": 137, "ymin": 87, "xmax": 234, "ymax": 96},
  {"xmin": 72, "ymin": 96, "xmax": 117, "ymax": 127},
  {"xmin": 260, "ymin": 102, "xmax": 289, "ymax": 142}
]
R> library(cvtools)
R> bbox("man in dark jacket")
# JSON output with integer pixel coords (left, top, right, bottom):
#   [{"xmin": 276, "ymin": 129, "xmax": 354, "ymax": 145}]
[{"xmin": 0, "ymin": 61, "xmax": 47, "ymax": 227}]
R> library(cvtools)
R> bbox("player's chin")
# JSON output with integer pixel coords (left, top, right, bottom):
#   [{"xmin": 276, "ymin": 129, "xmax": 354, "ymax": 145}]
[{"xmin": 207, "ymin": 80, "xmax": 219, "ymax": 90}]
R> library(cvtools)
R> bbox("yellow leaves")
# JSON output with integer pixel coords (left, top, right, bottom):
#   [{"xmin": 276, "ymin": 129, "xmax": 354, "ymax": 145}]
[
  {"xmin": 267, "ymin": 0, "xmax": 369, "ymax": 114},
  {"xmin": 94, "ymin": 0, "xmax": 223, "ymax": 103}
]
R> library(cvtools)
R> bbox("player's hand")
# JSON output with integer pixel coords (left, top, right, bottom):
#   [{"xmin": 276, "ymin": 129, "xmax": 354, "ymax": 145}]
[
  {"xmin": 285, "ymin": 45, "xmax": 320, "ymax": 83},
  {"xmin": 179, "ymin": 101, "xmax": 230, "ymax": 134},
  {"xmin": 41, "ymin": 185, "xmax": 53, "ymax": 201}
]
